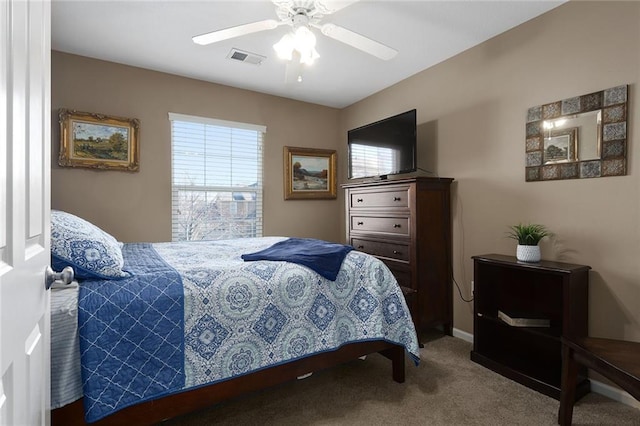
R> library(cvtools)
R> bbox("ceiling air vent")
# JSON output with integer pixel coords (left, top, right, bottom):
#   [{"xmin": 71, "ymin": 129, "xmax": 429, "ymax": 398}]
[{"xmin": 227, "ymin": 48, "xmax": 266, "ymax": 66}]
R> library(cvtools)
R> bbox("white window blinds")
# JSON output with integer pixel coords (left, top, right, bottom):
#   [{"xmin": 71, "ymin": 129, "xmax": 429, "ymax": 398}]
[{"xmin": 168, "ymin": 113, "xmax": 265, "ymax": 241}]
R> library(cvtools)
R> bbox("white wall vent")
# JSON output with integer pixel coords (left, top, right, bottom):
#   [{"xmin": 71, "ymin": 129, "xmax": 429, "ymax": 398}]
[{"xmin": 227, "ymin": 48, "xmax": 266, "ymax": 66}]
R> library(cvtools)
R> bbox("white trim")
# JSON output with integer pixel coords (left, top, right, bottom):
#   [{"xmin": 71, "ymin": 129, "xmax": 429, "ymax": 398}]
[
  {"xmin": 452, "ymin": 327, "xmax": 473, "ymax": 344},
  {"xmin": 454, "ymin": 330, "xmax": 639, "ymax": 411},
  {"xmin": 590, "ymin": 379, "xmax": 640, "ymax": 410},
  {"xmin": 167, "ymin": 112, "xmax": 266, "ymax": 133}
]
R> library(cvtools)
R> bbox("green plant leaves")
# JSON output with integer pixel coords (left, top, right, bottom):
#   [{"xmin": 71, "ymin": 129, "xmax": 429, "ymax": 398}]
[{"xmin": 506, "ymin": 223, "xmax": 551, "ymax": 246}]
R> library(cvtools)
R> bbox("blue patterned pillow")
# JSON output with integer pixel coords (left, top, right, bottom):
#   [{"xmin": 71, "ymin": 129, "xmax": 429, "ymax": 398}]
[{"xmin": 51, "ymin": 210, "xmax": 130, "ymax": 280}]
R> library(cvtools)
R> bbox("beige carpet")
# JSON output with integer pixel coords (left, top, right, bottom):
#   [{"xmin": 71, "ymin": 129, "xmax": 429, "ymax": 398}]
[{"xmin": 164, "ymin": 333, "xmax": 639, "ymax": 425}]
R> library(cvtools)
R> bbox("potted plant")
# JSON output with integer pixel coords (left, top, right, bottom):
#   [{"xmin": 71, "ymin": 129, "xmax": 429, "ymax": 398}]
[{"xmin": 507, "ymin": 223, "xmax": 551, "ymax": 262}]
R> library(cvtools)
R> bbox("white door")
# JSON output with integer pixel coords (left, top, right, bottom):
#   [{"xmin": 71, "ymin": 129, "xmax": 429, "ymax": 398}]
[{"xmin": 1, "ymin": 0, "xmax": 51, "ymax": 425}]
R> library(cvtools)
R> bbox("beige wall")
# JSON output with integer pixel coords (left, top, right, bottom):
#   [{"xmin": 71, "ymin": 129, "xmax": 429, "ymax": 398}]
[
  {"xmin": 341, "ymin": 1, "xmax": 640, "ymax": 339},
  {"xmin": 52, "ymin": 52, "xmax": 341, "ymax": 243}
]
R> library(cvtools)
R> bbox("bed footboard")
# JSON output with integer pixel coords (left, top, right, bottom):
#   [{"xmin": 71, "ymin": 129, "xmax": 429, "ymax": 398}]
[{"xmin": 52, "ymin": 340, "xmax": 406, "ymax": 426}]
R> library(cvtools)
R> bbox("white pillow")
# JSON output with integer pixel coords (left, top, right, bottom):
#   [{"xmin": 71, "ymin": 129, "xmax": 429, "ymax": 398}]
[{"xmin": 51, "ymin": 210, "xmax": 130, "ymax": 280}]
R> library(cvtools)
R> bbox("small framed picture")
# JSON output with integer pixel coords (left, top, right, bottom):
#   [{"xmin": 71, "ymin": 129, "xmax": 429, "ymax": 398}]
[
  {"xmin": 543, "ymin": 127, "xmax": 578, "ymax": 164},
  {"xmin": 284, "ymin": 146, "xmax": 337, "ymax": 200},
  {"xmin": 58, "ymin": 109, "xmax": 140, "ymax": 171}
]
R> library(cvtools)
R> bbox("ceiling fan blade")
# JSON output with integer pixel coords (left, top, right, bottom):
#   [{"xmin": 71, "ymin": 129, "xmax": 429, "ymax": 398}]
[
  {"xmin": 319, "ymin": 23, "xmax": 397, "ymax": 60},
  {"xmin": 193, "ymin": 19, "xmax": 280, "ymax": 45}
]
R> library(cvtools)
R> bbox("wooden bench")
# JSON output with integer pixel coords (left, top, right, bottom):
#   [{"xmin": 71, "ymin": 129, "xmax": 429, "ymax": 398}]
[{"xmin": 558, "ymin": 336, "xmax": 640, "ymax": 425}]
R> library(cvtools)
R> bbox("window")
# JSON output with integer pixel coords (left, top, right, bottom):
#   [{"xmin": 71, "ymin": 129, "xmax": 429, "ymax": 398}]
[
  {"xmin": 169, "ymin": 113, "xmax": 265, "ymax": 241},
  {"xmin": 350, "ymin": 143, "xmax": 396, "ymax": 178}
]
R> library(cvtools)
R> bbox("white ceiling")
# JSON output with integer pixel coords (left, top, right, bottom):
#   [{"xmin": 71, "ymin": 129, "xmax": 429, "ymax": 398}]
[{"xmin": 51, "ymin": 0, "xmax": 565, "ymax": 109}]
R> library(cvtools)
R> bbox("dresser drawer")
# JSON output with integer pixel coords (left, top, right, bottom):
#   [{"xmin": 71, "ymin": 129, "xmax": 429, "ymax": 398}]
[
  {"xmin": 351, "ymin": 238, "xmax": 410, "ymax": 262},
  {"xmin": 349, "ymin": 187, "xmax": 410, "ymax": 209},
  {"xmin": 350, "ymin": 216, "xmax": 410, "ymax": 236}
]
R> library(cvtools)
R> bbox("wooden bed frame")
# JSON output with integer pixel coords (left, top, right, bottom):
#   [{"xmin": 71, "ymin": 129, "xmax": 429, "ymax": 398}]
[{"xmin": 52, "ymin": 340, "xmax": 406, "ymax": 425}]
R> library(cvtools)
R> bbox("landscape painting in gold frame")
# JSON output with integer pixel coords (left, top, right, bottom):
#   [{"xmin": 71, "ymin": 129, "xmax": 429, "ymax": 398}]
[
  {"xmin": 58, "ymin": 109, "xmax": 140, "ymax": 171},
  {"xmin": 284, "ymin": 146, "xmax": 337, "ymax": 200}
]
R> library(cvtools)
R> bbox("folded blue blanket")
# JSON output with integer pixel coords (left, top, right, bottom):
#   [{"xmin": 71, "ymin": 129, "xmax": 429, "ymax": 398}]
[
  {"xmin": 241, "ymin": 238, "xmax": 354, "ymax": 281},
  {"xmin": 78, "ymin": 243, "xmax": 184, "ymax": 423}
]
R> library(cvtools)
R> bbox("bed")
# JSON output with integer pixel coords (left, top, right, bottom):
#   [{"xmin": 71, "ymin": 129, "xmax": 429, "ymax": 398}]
[{"xmin": 49, "ymin": 211, "xmax": 420, "ymax": 425}]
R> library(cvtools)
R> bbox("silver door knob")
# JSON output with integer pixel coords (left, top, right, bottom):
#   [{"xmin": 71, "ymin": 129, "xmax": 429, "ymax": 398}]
[{"xmin": 45, "ymin": 265, "xmax": 74, "ymax": 290}]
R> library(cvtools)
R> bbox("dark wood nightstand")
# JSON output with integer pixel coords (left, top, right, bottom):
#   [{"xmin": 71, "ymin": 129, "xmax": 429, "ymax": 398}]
[{"xmin": 470, "ymin": 254, "xmax": 591, "ymax": 400}]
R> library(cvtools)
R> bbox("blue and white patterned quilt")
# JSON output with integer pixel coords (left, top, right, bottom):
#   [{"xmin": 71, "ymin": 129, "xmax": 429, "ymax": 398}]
[
  {"xmin": 154, "ymin": 237, "xmax": 420, "ymax": 388},
  {"xmin": 77, "ymin": 237, "xmax": 420, "ymax": 422}
]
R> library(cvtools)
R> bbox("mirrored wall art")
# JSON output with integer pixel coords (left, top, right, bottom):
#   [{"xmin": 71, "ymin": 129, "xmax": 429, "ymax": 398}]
[{"xmin": 525, "ymin": 85, "xmax": 628, "ymax": 181}]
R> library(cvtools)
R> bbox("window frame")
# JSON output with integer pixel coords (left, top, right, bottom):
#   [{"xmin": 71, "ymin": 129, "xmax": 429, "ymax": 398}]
[{"xmin": 168, "ymin": 112, "xmax": 266, "ymax": 241}]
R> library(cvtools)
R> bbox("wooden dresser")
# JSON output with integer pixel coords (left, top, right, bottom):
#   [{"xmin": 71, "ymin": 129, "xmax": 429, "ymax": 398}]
[{"xmin": 343, "ymin": 176, "xmax": 454, "ymax": 335}]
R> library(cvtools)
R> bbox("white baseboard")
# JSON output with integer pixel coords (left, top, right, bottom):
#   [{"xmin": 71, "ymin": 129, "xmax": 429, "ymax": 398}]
[
  {"xmin": 590, "ymin": 379, "xmax": 640, "ymax": 410},
  {"xmin": 451, "ymin": 328, "xmax": 639, "ymax": 411},
  {"xmin": 452, "ymin": 327, "xmax": 473, "ymax": 343}
]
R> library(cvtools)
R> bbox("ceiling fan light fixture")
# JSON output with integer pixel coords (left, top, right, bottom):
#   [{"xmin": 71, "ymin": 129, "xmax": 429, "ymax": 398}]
[
  {"xmin": 293, "ymin": 26, "xmax": 319, "ymax": 64},
  {"xmin": 273, "ymin": 25, "xmax": 320, "ymax": 65},
  {"xmin": 273, "ymin": 33, "xmax": 295, "ymax": 60},
  {"xmin": 293, "ymin": 26, "xmax": 315, "ymax": 50}
]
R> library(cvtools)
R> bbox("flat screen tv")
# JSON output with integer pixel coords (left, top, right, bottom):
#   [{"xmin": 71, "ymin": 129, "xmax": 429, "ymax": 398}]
[{"xmin": 347, "ymin": 109, "xmax": 417, "ymax": 180}]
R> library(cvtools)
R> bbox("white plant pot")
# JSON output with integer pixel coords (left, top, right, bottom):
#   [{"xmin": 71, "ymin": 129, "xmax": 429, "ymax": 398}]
[{"xmin": 516, "ymin": 244, "xmax": 541, "ymax": 262}]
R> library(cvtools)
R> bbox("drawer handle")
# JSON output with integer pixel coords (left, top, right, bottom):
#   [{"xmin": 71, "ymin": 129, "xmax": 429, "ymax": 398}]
[
  {"xmin": 357, "ymin": 221, "xmax": 364, "ymax": 225},
  {"xmin": 356, "ymin": 198, "xmax": 364, "ymax": 203},
  {"xmin": 357, "ymin": 245, "xmax": 364, "ymax": 249},
  {"xmin": 393, "ymin": 197, "xmax": 401, "ymax": 201},
  {"xmin": 393, "ymin": 224, "xmax": 402, "ymax": 228},
  {"xmin": 393, "ymin": 250, "xmax": 401, "ymax": 255}
]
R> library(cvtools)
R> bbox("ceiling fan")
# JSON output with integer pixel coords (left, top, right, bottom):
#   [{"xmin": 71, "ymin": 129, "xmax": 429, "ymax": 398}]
[{"xmin": 192, "ymin": 0, "xmax": 398, "ymax": 65}]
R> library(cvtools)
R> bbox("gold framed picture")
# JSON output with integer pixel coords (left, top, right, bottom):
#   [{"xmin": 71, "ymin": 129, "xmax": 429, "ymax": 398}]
[
  {"xmin": 284, "ymin": 146, "xmax": 337, "ymax": 200},
  {"xmin": 58, "ymin": 109, "xmax": 140, "ymax": 171}
]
